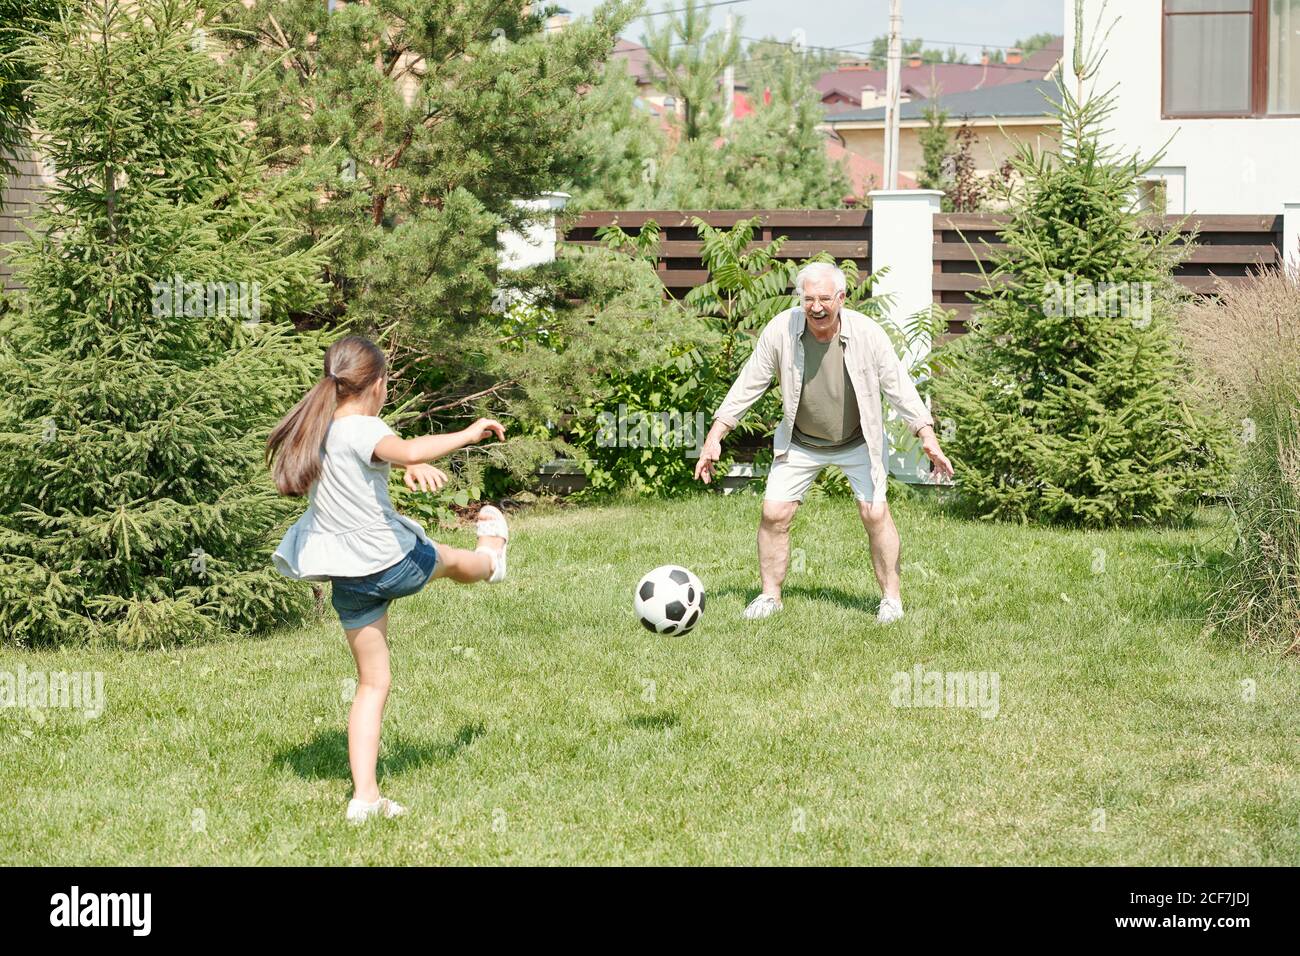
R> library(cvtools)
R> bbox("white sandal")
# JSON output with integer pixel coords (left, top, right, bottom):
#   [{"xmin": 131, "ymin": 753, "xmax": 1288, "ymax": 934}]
[
  {"xmin": 474, "ymin": 504, "xmax": 509, "ymax": 584},
  {"xmin": 346, "ymin": 796, "xmax": 407, "ymax": 823}
]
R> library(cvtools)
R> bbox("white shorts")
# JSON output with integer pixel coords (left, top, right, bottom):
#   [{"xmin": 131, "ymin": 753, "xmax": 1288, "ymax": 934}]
[{"xmin": 764, "ymin": 437, "xmax": 884, "ymax": 503}]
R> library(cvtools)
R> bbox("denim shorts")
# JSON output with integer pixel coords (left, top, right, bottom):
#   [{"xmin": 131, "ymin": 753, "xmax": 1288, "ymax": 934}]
[{"xmin": 330, "ymin": 539, "xmax": 439, "ymax": 630}]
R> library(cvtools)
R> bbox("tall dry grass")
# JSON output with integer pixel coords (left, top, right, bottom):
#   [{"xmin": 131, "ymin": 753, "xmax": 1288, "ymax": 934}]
[
  {"xmin": 1181, "ymin": 267, "xmax": 1300, "ymax": 404},
  {"xmin": 1181, "ymin": 268, "xmax": 1300, "ymax": 652}
]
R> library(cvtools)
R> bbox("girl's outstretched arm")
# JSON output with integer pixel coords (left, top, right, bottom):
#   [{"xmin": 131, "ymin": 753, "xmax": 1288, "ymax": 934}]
[{"xmin": 372, "ymin": 418, "xmax": 505, "ymax": 466}]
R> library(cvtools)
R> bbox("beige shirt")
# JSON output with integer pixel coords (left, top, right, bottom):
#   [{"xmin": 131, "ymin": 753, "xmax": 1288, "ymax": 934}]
[
  {"xmin": 713, "ymin": 307, "xmax": 934, "ymax": 500},
  {"xmin": 792, "ymin": 326, "xmax": 864, "ymax": 449}
]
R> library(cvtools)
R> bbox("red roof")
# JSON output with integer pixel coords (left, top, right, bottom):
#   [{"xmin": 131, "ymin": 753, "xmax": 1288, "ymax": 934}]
[
  {"xmin": 816, "ymin": 54, "xmax": 1059, "ymax": 105},
  {"xmin": 825, "ymin": 137, "xmax": 917, "ymax": 198},
  {"xmin": 610, "ymin": 38, "xmax": 655, "ymax": 84}
]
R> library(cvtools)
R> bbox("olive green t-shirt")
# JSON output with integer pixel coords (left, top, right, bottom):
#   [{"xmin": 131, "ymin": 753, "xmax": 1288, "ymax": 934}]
[{"xmin": 793, "ymin": 327, "xmax": 864, "ymax": 449}]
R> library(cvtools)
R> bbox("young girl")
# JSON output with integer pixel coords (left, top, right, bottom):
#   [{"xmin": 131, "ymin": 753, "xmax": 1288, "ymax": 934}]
[{"xmin": 266, "ymin": 335, "xmax": 510, "ymax": 823}]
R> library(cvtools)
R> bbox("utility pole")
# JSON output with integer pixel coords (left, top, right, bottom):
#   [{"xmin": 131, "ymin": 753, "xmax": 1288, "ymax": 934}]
[
  {"xmin": 722, "ymin": 11, "xmax": 735, "ymax": 129},
  {"xmin": 883, "ymin": 0, "xmax": 902, "ymax": 189}
]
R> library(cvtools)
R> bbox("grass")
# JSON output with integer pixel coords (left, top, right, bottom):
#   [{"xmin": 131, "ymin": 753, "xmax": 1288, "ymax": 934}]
[{"xmin": 3, "ymin": 492, "xmax": 1298, "ymax": 865}]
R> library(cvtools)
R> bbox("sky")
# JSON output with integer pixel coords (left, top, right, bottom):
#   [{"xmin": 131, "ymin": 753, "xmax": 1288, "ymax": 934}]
[{"xmin": 553, "ymin": 0, "xmax": 1065, "ymax": 59}]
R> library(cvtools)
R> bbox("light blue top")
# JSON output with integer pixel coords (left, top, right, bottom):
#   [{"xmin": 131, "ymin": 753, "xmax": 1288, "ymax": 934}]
[{"xmin": 273, "ymin": 415, "xmax": 430, "ymax": 581}]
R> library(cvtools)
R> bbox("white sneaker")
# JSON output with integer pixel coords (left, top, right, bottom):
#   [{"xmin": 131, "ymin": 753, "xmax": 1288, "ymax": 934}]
[
  {"xmin": 742, "ymin": 594, "xmax": 783, "ymax": 620},
  {"xmin": 346, "ymin": 797, "xmax": 407, "ymax": 823},
  {"xmin": 877, "ymin": 596, "xmax": 904, "ymax": 625},
  {"xmin": 474, "ymin": 504, "xmax": 509, "ymax": 583}
]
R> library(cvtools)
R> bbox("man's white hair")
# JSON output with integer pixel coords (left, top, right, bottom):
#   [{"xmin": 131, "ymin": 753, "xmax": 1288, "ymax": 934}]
[{"xmin": 794, "ymin": 262, "xmax": 846, "ymax": 298}]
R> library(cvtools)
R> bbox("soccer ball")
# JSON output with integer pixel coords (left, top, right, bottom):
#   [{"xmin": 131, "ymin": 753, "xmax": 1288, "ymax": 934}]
[{"xmin": 634, "ymin": 565, "xmax": 705, "ymax": 635}]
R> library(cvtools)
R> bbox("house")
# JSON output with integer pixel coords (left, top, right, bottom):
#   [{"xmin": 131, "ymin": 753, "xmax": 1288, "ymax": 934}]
[
  {"xmin": 825, "ymin": 137, "xmax": 918, "ymax": 198},
  {"xmin": 0, "ymin": 149, "xmax": 53, "ymax": 290},
  {"xmin": 823, "ymin": 78, "xmax": 1063, "ymax": 184},
  {"xmin": 1065, "ymin": 0, "xmax": 1300, "ymax": 236},
  {"xmin": 816, "ymin": 38, "xmax": 1063, "ymax": 113}
]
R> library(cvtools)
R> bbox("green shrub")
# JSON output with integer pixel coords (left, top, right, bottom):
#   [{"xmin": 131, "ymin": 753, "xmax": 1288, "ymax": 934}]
[
  {"xmin": 569, "ymin": 217, "xmax": 909, "ymax": 497},
  {"xmin": 932, "ymin": 40, "xmax": 1230, "ymax": 527},
  {"xmin": 0, "ymin": 0, "xmax": 332, "ymax": 646}
]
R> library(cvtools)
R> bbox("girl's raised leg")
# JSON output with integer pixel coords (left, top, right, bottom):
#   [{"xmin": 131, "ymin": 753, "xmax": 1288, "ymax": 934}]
[
  {"xmin": 430, "ymin": 543, "xmax": 494, "ymax": 582},
  {"xmin": 431, "ymin": 505, "xmax": 507, "ymax": 583}
]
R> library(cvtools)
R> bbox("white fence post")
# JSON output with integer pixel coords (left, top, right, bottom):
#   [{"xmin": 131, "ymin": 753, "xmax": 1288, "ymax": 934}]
[
  {"xmin": 868, "ymin": 188, "xmax": 943, "ymax": 482},
  {"xmin": 497, "ymin": 191, "xmax": 569, "ymax": 272},
  {"xmin": 1284, "ymin": 201, "xmax": 1300, "ymax": 279},
  {"xmin": 495, "ymin": 191, "xmax": 570, "ymax": 313}
]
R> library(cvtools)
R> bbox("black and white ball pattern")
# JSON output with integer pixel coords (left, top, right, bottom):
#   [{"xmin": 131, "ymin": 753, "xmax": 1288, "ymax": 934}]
[{"xmin": 634, "ymin": 565, "xmax": 705, "ymax": 635}]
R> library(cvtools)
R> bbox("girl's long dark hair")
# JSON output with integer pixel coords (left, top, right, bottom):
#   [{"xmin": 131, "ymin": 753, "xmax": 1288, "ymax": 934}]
[{"xmin": 266, "ymin": 336, "xmax": 388, "ymax": 496}]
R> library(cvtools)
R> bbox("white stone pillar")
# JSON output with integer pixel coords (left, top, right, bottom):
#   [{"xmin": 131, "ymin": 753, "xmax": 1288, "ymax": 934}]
[
  {"xmin": 494, "ymin": 191, "xmax": 570, "ymax": 314},
  {"xmin": 1284, "ymin": 201, "xmax": 1300, "ymax": 279},
  {"xmin": 497, "ymin": 191, "xmax": 570, "ymax": 272},
  {"xmin": 868, "ymin": 188, "xmax": 943, "ymax": 482}
]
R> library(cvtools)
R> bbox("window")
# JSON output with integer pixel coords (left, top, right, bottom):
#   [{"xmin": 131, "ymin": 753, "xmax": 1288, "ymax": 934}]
[
  {"xmin": 1138, "ymin": 168, "xmax": 1187, "ymax": 215},
  {"xmin": 1163, "ymin": 0, "xmax": 1300, "ymax": 116}
]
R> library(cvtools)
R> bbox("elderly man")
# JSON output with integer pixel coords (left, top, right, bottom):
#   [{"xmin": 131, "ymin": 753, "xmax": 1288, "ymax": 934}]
[{"xmin": 694, "ymin": 262, "xmax": 953, "ymax": 624}]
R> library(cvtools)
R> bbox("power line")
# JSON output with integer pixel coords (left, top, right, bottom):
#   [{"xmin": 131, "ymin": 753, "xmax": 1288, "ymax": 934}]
[{"xmin": 638, "ymin": 0, "xmax": 750, "ymax": 19}]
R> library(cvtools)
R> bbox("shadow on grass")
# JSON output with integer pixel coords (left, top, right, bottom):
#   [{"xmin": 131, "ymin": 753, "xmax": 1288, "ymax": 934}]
[
  {"xmin": 626, "ymin": 710, "xmax": 681, "ymax": 731},
  {"xmin": 710, "ymin": 584, "xmax": 880, "ymax": 614},
  {"xmin": 273, "ymin": 721, "xmax": 486, "ymax": 781}
]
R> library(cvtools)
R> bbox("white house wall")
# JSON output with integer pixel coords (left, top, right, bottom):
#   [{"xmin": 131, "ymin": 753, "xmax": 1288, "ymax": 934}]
[{"xmin": 1065, "ymin": 0, "xmax": 1300, "ymax": 215}]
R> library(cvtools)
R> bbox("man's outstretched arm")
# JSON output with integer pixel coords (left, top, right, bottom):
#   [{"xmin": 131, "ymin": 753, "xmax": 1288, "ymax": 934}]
[
  {"xmin": 696, "ymin": 329, "xmax": 777, "ymax": 483},
  {"xmin": 695, "ymin": 419, "xmax": 731, "ymax": 484},
  {"xmin": 876, "ymin": 347, "xmax": 954, "ymax": 481}
]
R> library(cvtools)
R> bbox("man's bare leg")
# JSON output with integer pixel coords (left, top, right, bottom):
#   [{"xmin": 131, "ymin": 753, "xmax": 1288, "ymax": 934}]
[
  {"xmin": 858, "ymin": 500, "xmax": 902, "ymax": 601},
  {"xmin": 758, "ymin": 499, "xmax": 799, "ymax": 599}
]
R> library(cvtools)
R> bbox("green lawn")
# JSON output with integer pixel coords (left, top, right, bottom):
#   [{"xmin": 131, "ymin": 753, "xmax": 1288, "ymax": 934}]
[{"xmin": 3, "ymin": 492, "xmax": 1297, "ymax": 865}]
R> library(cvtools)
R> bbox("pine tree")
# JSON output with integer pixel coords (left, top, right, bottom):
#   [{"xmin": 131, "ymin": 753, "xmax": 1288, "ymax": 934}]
[
  {"xmin": 192, "ymin": 1, "xmax": 676, "ymax": 487},
  {"xmin": 642, "ymin": 0, "xmax": 739, "ymax": 142},
  {"xmin": 564, "ymin": 59, "xmax": 667, "ymax": 211},
  {"xmin": 704, "ymin": 45, "xmax": 851, "ymax": 208},
  {"xmin": 641, "ymin": 44, "xmax": 851, "ymax": 210},
  {"xmin": 0, "ymin": 0, "xmax": 333, "ymax": 645},
  {"xmin": 0, "ymin": 0, "xmax": 63, "ymax": 202},
  {"xmin": 917, "ymin": 100, "xmax": 954, "ymax": 209},
  {"xmin": 931, "ymin": 17, "xmax": 1230, "ymax": 527},
  {"xmin": 203, "ymin": 0, "xmax": 638, "ymax": 331}
]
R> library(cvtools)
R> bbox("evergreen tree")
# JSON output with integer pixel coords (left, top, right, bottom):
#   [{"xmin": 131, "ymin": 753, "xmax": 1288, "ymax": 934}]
[
  {"xmin": 642, "ymin": 0, "xmax": 740, "ymax": 142},
  {"xmin": 204, "ymin": 0, "xmax": 638, "ymax": 331},
  {"xmin": 702, "ymin": 58, "xmax": 850, "ymax": 208},
  {"xmin": 564, "ymin": 58, "xmax": 667, "ymax": 211},
  {"xmin": 194, "ymin": 1, "xmax": 681, "ymax": 488},
  {"xmin": 641, "ymin": 44, "xmax": 850, "ymax": 209},
  {"xmin": 931, "ymin": 19, "xmax": 1229, "ymax": 527},
  {"xmin": 0, "ymin": 0, "xmax": 333, "ymax": 645},
  {"xmin": 917, "ymin": 100, "xmax": 954, "ymax": 209},
  {"xmin": 0, "ymin": 0, "xmax": 63, "ymax": 202}
]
